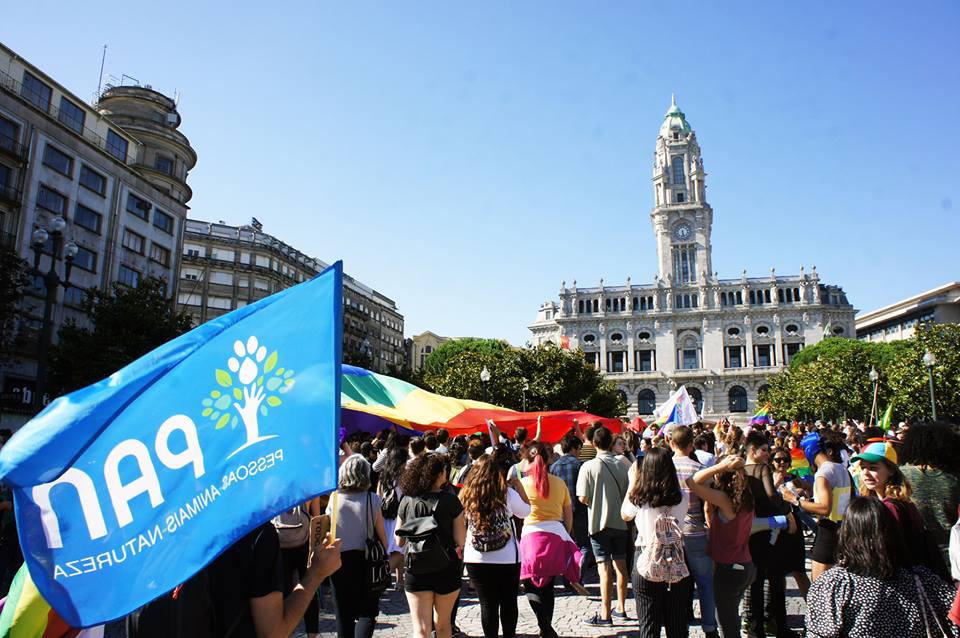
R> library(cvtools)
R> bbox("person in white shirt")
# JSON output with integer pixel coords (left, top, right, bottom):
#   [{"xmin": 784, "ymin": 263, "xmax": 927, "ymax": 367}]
[
  {"xmin": 620, "ymin": 447, "xmax": 692, "ymax": 637},
  {"xmin": 459, "ymin": 455, "xmax": 531, "ymax": 638}
]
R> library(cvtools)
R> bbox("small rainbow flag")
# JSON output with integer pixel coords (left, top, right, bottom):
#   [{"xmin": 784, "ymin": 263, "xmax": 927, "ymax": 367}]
[
  {"xmin": 0, "ymin": 563, "xmax": 101, "ymax": 638},
  {"xmin": 750, "ymin": 402, "xmax": 775, "ymax": 427},
  {"xmin": 789, "ymin": 447, "xmax": 812, "ymax": 478}
]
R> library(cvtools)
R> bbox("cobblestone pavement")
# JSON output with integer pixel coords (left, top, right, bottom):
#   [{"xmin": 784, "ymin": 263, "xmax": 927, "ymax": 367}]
[{"xmin": 304, "ymin": 566, "xmax": 807, "ymax": 637}]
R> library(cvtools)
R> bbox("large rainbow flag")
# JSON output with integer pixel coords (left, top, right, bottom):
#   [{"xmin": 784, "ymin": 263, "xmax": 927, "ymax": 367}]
[
  {"xmin": 341, "ymin": 365, "xmax": 620, "ymax": 442},
  {"xmin": 750, "ymin": 402, "xmax": 775, "ymax": 427},
  {"xmin": 789, "ymin": 447, "xmax": 813, "ymax": 478}
]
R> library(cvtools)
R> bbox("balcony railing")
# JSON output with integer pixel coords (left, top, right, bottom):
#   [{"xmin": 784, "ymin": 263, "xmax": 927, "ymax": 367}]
[
  {"xmin": 0, "ymin": 183, "xmax": 22, "ymax": 207},
  {"xmin": 0, "ymin": 68, "xmax": 134, "ymax": 164},
  {"xmin": 0, "ymin": 132, "xmax": 28, "ymax": 162}
]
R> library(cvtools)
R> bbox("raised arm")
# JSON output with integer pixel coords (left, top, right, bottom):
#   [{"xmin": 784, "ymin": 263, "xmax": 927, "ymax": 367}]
[
  {"xmin": 533, "ymin": 415, "xmax": 542, "ymax": 442},
  {"xmin": 686, "ymin": 455, "xmax": 742, "ymax": 521}
]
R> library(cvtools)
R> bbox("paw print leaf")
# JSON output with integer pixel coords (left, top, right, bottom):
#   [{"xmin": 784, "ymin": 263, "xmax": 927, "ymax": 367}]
[
  {"xmin": 201, "ymin": 398, "xmax": 213, "ymax": 408},
  {"xmin": 215, "ymin": 369, "xmax": 233, "ymax": 388},
  {"xmin": 257, "ymin": 375, "xmax": 264, "ymax": 387},
  {"xmin": 215, "ymin": 413, "xmax": 230, "ymax": 429},
  {"xmin": 201, "ymin": 407, "xmax": 213, "ymax": 417},
  {"xmin": 233, "ymin": 387, "xmax": 243, "ymax": 400},
  {"xmin": 260, "ymin": 406, "xmax": 268, "ymax": 417},
  {"xmin": 276, "ymin": 367, "xmax": 285, "ymax": 376},
  {"xmin": 263, "ymin": 351, "xmax": 278, "ymax": 374},
  {"xmin": 266, "ymin": 396, "xmax": 282, "ymax": 407},
  {"xmin": 266, "ymin": 376, "xmax": 283, "ymax": 392},
  {"xmin": 211, "ymin": 390, "xmax": 221, "ymax": 398},
  {"xmin": 214, "ymin": 395, "xmax": 232, "ymax": 410},
  {"xmin": 283, "ymin": 370, "xmax": 295, "ymax": 379},
  {"xmin": 230, "ymin": 416, "xmax": 238, "ymax": 429},
  {"xmin": 211, "ymin": 411, "xmax": 221, "ymax": 421}
]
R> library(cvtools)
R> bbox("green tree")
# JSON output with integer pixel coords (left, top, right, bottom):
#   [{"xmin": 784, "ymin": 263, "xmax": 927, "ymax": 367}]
[
  {"xmin": 0, "ymin": 243, "xmax": 30, "ymax": 358},
  {"xmin": 763, "ymin": 337, "xmax": 900, "ymax": 421},
  {"xmin": 46, "ymin": 278, "xmax": 193, "ymax": 396},
  {"xmin": 885, "ymin": 324, "xmax": 960, "ymax": 422},
  {"xmin": 421, "ymin": 343, "xmax": 627, "ymax": 418},
  {"xmin": 422, "ymin": 338, "xmax": 511, "ymax": 377}
]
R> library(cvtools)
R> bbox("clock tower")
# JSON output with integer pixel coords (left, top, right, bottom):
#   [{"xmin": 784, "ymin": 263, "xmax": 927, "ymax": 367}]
[{"xmin": 651, "ymin": 95, "xmax": 713, "ymax": 285}]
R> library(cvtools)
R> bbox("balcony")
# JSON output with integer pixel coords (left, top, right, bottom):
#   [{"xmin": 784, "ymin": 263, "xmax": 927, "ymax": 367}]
[
  {"xmin": 0, "ymin": 132, "xmax": 28, "ymax": 163},
  {"xmin": 0, "ymin": 183, "xmax": 22, "ymax": 207}
]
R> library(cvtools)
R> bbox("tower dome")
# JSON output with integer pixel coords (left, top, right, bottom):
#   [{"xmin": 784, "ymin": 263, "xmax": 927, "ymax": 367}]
[{"xmin": 659, "ymin": 94, "xmax": 692, "ymax": 138}]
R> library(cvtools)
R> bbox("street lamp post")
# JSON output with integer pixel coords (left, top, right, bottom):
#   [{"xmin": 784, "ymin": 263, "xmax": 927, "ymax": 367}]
[
  {"xmin": 30, "ymin": 216, "xmax": 78, "ymax": 410},
  {"xmin": 923, "ymin": 350, "xmax": 937, "ymax": 421},
  {"xmin": 480, "ymin": 366, "xmax": 491, "ymax": 402},
  {"xmin": 868, "ymin": 366, "xmax": 879, "ymax": 426},
  {"xmin": 522, "ymin": 378, "xmax": 529, "ymax": 413}
]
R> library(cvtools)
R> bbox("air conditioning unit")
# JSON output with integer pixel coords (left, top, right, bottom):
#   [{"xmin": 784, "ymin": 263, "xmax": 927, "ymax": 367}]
[{"xmin": 166, "ymin": 113, "xmax": 178, "ymax": 125}]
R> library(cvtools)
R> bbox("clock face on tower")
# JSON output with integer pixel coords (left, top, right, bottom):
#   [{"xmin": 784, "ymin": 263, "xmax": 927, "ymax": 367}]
[{"xmin": 673, "ymin": 222, "xmax": 693, "ymax": 242}]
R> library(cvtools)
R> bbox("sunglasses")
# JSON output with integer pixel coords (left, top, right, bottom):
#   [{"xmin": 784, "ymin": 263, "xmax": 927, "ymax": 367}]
[{"xmin": 773, "ymin": 456, "xmax": 791, "ymax": 463}]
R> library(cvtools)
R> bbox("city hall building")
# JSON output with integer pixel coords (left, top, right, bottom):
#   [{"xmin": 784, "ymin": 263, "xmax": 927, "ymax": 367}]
[{"xmin": 529, "ymin": 98, "xmax": 855, "ymax": 418}]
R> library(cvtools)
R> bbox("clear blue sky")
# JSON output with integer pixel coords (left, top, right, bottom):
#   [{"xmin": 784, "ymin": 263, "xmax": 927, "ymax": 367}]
[{"xmin": 6, "ymin": 2, "xmax": 959, "ymax": 344}]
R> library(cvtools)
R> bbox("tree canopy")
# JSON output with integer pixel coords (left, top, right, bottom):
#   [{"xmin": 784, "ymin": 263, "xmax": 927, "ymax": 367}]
[
  {"xmin": 420, "ymin": 339, "xmax": 627, "ymax": 418},
  {"xmin": 47, "ymin": 278, "xmax": 193, "ymax": 397},
  {"xmin": 0, "ymin": 243, "xmax": 30, "ymax": 359},
  {"xmin": 763, "ymin": 328, "xmax": 959, "ymax": 423}
]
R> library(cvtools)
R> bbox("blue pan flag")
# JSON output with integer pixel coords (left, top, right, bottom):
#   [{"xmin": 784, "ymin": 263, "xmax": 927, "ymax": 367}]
[{"xmin": 0, "ymin": 262, "xmax": 343, "ymax": 627}]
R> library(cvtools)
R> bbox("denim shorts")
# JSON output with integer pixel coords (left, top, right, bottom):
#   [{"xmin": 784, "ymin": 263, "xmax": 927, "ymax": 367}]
[{"xmin": 589, "ymin": 528, "xmax": 630, "ymax": 562}]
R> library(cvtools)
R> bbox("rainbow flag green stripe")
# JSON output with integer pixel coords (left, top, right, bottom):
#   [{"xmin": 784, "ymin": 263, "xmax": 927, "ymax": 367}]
[{"xmin": 0, "ymin": 564, "xmax": 79, "ymax": 638}]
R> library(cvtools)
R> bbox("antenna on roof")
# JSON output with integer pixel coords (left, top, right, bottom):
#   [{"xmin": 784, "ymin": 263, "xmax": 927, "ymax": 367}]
[{"xmin": 95, "ymin": 44, "xmax": 107, "ymax": 104}]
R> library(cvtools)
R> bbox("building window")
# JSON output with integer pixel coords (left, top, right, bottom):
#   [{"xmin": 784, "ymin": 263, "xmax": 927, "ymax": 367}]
[
  {"xmin": 610, "ymin": 332, "xmax": 623, "ymax": 342},
  {"xmin": 0, "ymin": 117, "xmax": 18, "ymax": 151},
  {"xmin": 832, "ymin": 326, "xmax": 845, "ymax": 335},
  {"xmin": 689, "ymin": 387, "xmax": 704, "ymax": 414},
  {"xmin": 755, "ymin": 344, "xmax": 774, "ymax": 367},
  {"xmin": 118, "ymin": 265, "xmax": 140, "ymax": 287},
  {"xmin": 584, "ymin": 351, "xmax": 598, "ymax": 369},
  {"xmin": 150, "ymin": 243, "xmax": 171, "ymax": 267},
  {"xmin": 785, "ymin": 323, "xmax": 799, "ymax": 335},
  {"xmin": 681, "ymin": 348, "xmax": 699, "ymax": 370},
  {"xmin": 122, "ymin": 229, "xmax": 145, "ymax": 254},
  {"xmin": 675, "ymin": 192, "xmax": 685, "ymax": 203},
  {"xmin": 79, "ymin": 165, "xmax": 106, "ymax": 196},
  {"xmin": 672, "ymin": 244, "xmax": 697, "ymax": 284},
  {"xmin": 636, "ymin": 350, "xmax": 655, "ymax": 371},
  {"xmin": 593, "ymin": 299, "xmax": 599, "ymax": 313},
  {"xmin": 736, "ymin": 291, "xmax": 743, "ymax": 304},
  {"xmin": 608, "ymin": 351, "xmax": 625, "ymax": 373},
  {"xmin": 64, "ymin": 285, "xmax": 86, "ymax": 307},
  {"xmin": 106, "ymin": 129, "xmax": 128, "ymax": 162},
  {"xmin": 126, "ymin": 193, "xmax": 150, "ymax": 219},
  {"xmin": 74, "ymin": 203, "xmax": 102, "ymax": 234},
  {"xmin": 21, "ymin": 72, "xmax": 52, "ymax": 112},
  {"xmin": 582, "ymin": 334, "xmax": 596, "ymax": 344},
  {"xmin": 42, "ymin": 145, "xmax": 73, "ymax": 176},
  {"xmin": 638, "ymin": 389, "xmax": 656, "ymax": 414},
  {"xmin": 154, "ymin": 209, "xmax": 174, "ymax": 234},
  {"xmin": 756, "ymin": 325, "xmax": 770, "ymax": 336},
  {"xmin": 155, "ymin": 155, "xmax": 174, "ymax": 175},
  {"xmin": 725, "ymin": 346, "xmax": 743, "ymax": 368},
  {"xmin": 182, "ymin": 268, "xmax": 200, "ymax": 281},
  {"xmin": 729, "ymin": 386, "xmax": 748, "ymax": 413},
  {"xmin": 783, "ymin": 342, "xmax": 802, "ymax": 364},
  {"xmin": 671, "ymin": 156, "xmax": 685, "ymax": 185},
  {"xmin": 58, "ymin": 97, "xmax": 86, "ymax": 134},
  {"xmin": 73, "ymin": 246, "xmax": 97, "ymax": 272},
  {"xmin": 37, "ymin": 184, "xmax": 67, "ymax": 215}
]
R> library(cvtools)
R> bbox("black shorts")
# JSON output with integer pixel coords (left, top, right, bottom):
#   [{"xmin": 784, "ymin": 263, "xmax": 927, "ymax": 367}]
[
  {"xmin": 811, "ymin": 519, "xmax": 840, "ymax": 564},
  {"xmin": 404, "ymin": 558, "xmax": 463, "ymax": 595}
]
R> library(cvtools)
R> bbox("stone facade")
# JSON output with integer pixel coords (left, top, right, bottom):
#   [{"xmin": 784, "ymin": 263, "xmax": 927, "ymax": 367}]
[
  {"xmin": 177, "ymin": 219, "xmax": 405, "ymax": 373},
  {"xmin": 857, "ymin": 282, "xmax": 960, "ymax": 343},
  {"xmin": 0, "ymin": 42, "xmax": 196, "ymax": 422},
  {"xmin": 406, "ymin": 331, "xmax": 451, "ymax": 373},
  {"xmin": 530, "ymin": 97, "xmax": 855, "ymax": 418}
]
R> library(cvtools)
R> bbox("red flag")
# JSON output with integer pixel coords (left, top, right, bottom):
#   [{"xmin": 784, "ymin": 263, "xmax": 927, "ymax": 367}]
[{"xmin": 559, "ymin": 335, "xmax": 570, "ymax": 350}]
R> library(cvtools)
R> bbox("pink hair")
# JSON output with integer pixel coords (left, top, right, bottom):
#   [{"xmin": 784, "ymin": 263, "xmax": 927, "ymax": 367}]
[{"xmin": 530, "ymin": 444, "xmax": 550, "ymax": 500}]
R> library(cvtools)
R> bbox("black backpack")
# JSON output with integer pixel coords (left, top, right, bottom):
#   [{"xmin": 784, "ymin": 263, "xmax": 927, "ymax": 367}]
[
  {"xmin": 395, "ymin": 496, "xmax": 451, "ymax": 575},
  {"xmin": 381, "ymin": 478, "xmax": 400, "ymax": 519},
  {"xmin": 126, "ymin": 567, "xmax": 238, "ymax": 638}
]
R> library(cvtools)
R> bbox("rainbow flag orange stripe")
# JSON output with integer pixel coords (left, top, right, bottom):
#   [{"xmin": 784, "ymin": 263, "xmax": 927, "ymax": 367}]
[
  {"xmin": 789, "ymin": 447, "xmax": 812, "ymax": 478},
  {"xmin": 0, "ymin": 564, "xmax": 81, "ymax": 638}
]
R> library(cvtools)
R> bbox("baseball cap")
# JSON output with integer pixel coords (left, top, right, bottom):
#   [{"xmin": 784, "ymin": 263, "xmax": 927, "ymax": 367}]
[{"xmin": 850, "ymin": 441, "xmax": 897, "ymax": 465}]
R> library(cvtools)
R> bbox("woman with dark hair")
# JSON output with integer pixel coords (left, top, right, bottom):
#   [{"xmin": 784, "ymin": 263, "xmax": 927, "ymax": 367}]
[
  {"xmin": 686, "ymin": 455, "xmax": 755, "ymax": 638},
  {"xmin": 459, "ymin": 455, "xmax": 531, "ymax": 638},
  {"xmin": 742, "ymin": 432, "xmax": 794, "ymax": 638},
  {"xmin": 805, "ymin": 497, "xmax": 957, "ymax": 637},
  {"xmin": 378, "ymin": 445, "xmax": 409, "ymax": 590},
  {"xmin": 900, "ymin": 421, "xmax": 960, "ymax": 548},
  {"xmin": 782, "ymin": 429, "xmax": 852, "ymax": 580},
  {"xmin": 518, "ymin": 442, "xmax": 585, "ymax": 638},
  {"xmin": 395, "ymin": 453, "xmax": 466, "ymax": 638},
  {"xmin": 621, "ymin": 447, "xmax": 691, "ymax": 638},
  {"xmin": 770, "ymin": 446, "xmax": 811, "ymax": 597},
  {"xmin": 327, "ymin": 455, "xmax": 388, "ymax": 638}
]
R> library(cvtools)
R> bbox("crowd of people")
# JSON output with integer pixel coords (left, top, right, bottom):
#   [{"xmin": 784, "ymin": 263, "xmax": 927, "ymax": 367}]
[{"xmin": 5, "ymin": 419, "xmax": 960, "ymax": 637}]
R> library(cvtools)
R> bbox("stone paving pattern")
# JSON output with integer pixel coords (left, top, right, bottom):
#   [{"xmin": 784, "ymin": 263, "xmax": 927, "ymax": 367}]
[{"xmin": 304, "ymin": 566, "xmax": 807, "ymax": 637}]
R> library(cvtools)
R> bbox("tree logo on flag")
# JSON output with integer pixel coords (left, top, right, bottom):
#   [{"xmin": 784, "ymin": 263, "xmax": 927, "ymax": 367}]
[{"xmin": 200, "ymin": 335, "xmax": 296, "ymax": 457}]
